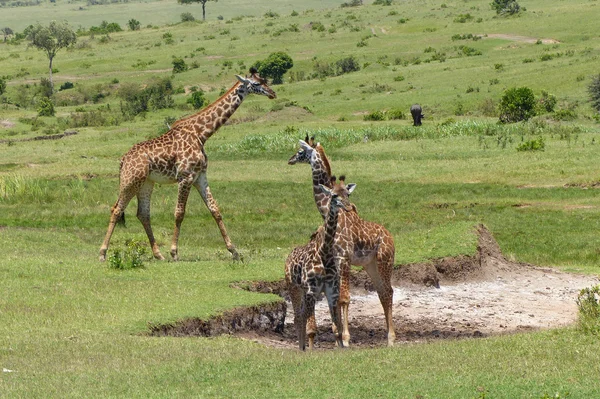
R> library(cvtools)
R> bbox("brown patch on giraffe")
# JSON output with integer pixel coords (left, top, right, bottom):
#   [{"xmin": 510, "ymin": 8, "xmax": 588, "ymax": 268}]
[{"xmin": 148, "ymin": 225, "xmax": 599, "ymax": 349}]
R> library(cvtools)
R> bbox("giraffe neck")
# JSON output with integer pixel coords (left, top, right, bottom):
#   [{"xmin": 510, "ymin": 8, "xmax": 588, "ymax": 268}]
[
  {"xmin": 311, "ymin": 146, "xmax": 333, "ymax": 219},
  {"xmin": 177, "ymin": 82, "xmax": 247, "ymax": 145},
  {"xmin": 319, "ymin": 202, "xmax": 340, "ymax": 266}
]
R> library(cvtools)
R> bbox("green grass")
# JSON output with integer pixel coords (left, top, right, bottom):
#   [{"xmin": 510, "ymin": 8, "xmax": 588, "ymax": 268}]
[{"xmin": 1, "ymin": 0, "xmax": 600, "ymax": 397}]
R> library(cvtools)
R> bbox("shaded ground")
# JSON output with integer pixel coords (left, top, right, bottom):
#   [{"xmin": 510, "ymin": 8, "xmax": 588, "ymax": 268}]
[
  {"xmin": 150, "ymin": 225, "xmax": 599, "ymax": 350},
  {"xmin": 484, "ymin": 33, "xmax": 560, "ymax": 44}
]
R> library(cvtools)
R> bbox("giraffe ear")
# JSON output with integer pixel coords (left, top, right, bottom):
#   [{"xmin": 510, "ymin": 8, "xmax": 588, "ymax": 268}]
[
  {"xmin": 346, "ymin": 183, "xmax": 357, "ymax": 194},
  {"xmin": 317, "ymin": 184, "xmax": 332, "ymax": 195},
  {"xmin": 235, "ymin": 75, "xmax": 250, "ymax": 85},
  {"xmin": 299, "ymin": 140, "xmax": 312, "ymax": 151}
]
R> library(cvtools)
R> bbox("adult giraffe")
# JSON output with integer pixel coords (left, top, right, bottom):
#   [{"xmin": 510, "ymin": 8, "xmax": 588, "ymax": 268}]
[
  {"xmin": 99, "ymin": 68, "xmax": 276, "ymax": 262},
  {"xmin": 288, "ymin": 137, "xmax": 396, "ymax": 347}
]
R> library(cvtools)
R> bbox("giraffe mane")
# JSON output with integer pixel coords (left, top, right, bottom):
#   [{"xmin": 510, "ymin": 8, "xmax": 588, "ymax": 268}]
[
  {"xmin": 171, "ymin": 81, "xmax": 242, "ymax": 129},
  {"xmin": 315, "ymin": 144, "xmax": 332, "ymax": 182}
]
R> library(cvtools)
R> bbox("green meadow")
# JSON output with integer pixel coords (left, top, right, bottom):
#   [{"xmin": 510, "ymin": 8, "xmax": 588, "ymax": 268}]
[{"xmin": 1, "ymin": 0, "xmax": 600, "ymax": 397}]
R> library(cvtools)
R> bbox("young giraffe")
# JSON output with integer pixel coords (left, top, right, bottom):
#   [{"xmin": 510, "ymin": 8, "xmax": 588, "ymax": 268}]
[
  {"xmin": 99, "ymin": 69, "xmax": 276, "ymax": 262},
  {"xmin": 285, "ymin": 176, "xmax": 356, "ymax": 350},
  {"xmin": 288, "ymin": 137, "xmax": 396, "ymax": 347}
]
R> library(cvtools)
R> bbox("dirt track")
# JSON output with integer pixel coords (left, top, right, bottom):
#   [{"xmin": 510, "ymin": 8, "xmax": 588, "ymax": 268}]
[{"xmin": 151, "ymin": 225, "xmax": 599, "ymax": 350}]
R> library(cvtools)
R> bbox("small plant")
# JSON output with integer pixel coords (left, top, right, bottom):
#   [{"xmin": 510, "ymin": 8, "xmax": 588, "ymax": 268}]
[
  {"xmin": 576, "ymin": 285, "xmax": 600, "ymax": 335},
  {"xmin": 454, "ymin": 13, "xmax": 474, "ymax": 23},
  {"xmin": 491, "ymin": 0, "xmax": 521, "ymax": 15},
  {"xmin": 386, "ymin": 109, "xmax": 405, "ymax": 120},
  {"xmin": 552, "ymin": 109, "xmax": 577, "ymax": 121},
  {"xmin": 108, "ymin": 239, "xmax": 147, "ymax": 270},
  {"xmin": 589, "ymin": 74, "xmax": 600, "ymax": 113},
  {"xmin": 516, "ymin": 136, "xmax": 545, "ymax": 152},
  {"xmin": 363, "ymin": 111, "xmax": 385, "ymax": 121},
  {"xmin": 187, "ymin": 89, "xmax": 206, "ymax": 109},
  {"xmin": 181, "ymin": 12, "xmax": 195, "ymax": 22},
  {"xmin": 128, "ymin": 18, "xmax": 141, "ymax": 31},
  {"xmin": 37, "ymin": 97, "xmax": 55, "ymax": 117},
  {"xmin": 172, "ymin": 57, "xmax": 187, "ymax": 74},
  {"xmin": 59, "ymin": 81, "xmax": 74, "ymax": 91},
  {"xmin": 537, "ymin": 90, "xmax": 557, "ymax": 113}
]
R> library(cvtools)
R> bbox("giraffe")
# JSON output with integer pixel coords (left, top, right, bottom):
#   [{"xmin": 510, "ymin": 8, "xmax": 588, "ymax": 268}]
[
  {"xmin": 99, "ymin": 68, "xmax": 276, "ymax": 262},
  {"xmin": 288, "ymin": 137, "xmax": 396, "ymax": 347},
  {"xmin": 285, "ymin": 176, "xmax": 356, "ymax": 350}
]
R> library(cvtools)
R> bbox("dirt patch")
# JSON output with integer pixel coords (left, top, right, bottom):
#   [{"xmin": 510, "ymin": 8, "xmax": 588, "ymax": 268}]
[
  {"xmin": 150, "ymin": 225, "xmax": 599, "ymax": 350},
  {"xmin": 484, "ymin": 33, "xmax": 560, "ymax": 44}
]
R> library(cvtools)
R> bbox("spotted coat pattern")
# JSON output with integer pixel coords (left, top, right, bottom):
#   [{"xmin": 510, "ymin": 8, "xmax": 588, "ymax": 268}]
[
  {"xmin": 99, "ymin": 71, "xmax": 276, "ymax": 261},
  {"xmin": 288, "ymin": 139, "xmax": 396, "ymax": 347}
]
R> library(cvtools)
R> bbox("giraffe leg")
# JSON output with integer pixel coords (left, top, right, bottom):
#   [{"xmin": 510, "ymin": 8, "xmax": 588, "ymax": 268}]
[
  {"xmin": 325, "ymin": 282, "xmax": 344, "ymax": 349},
  {"xmin": 99, "ymin": 192, "xmax": 135, "ymax": 262},
  {"xmin": 306, "ymin": 312, "xmax": 317, "ymax": 350},
  {"xmin": 338, "ymin": 258, "xmax": 352, "ymax": 347},
  {"xmin": 288, "ymin": 284, "xmax": 305, "ymax": 350},
  {"xmin": 194, "ymin": 173, "xmax": 239, "ymax": 261},
  {"xmin": 366, "ymin": 257, "xmax": 396, "ymax": 346},
  {"xmin": 136, "ymin": 181, "xmax": 164, "ymax": 260},
  {"xmin": 299, "ymin": 295, "xmax": 316, "ymax": 351},
  {"xmin": 170, "ymin": 181, "xmax": 192, "ymax": 261}
]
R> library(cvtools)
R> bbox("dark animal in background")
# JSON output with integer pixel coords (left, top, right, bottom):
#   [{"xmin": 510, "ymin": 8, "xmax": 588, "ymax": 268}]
[{"xmin": 410, "ymin": 104, "xmax": 425, "ymax": 126}]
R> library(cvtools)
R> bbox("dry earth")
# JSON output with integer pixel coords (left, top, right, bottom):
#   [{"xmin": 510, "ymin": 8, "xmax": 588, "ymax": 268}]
[{"xmin": 151, "ymin": 226, "xmax": 599, "ymax": 350}]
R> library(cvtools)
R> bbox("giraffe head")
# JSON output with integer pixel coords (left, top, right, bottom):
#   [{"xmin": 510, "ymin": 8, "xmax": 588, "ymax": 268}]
[
  {"xmin": 318, "ymin": 175, "xmax": 356, "ymax": 212},
  {"xmin": 235, "ymin": 68, "xmax": 277, "ymax": 99},
  {"xmin": 288, "ymin": 135, "xmax": 316, "ymax": 165}
]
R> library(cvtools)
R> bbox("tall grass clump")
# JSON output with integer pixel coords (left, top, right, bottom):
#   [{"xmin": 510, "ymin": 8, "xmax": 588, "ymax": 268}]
[
  {"xmin": 0, "ymin": 175, "xmax": 51, "ymax": 204},
  {"xmin": 576, "ymin": 285, "xmax": 600, "ymax": 335}
]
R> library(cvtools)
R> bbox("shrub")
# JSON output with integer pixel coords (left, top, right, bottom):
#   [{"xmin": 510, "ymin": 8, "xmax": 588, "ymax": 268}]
[
  {"xmin": 552, "ymin": 109, "xmax": 577, "ymax": 121},
  {"xmin": 0, "ymin": 76, "xmax": 6, "ymax": 95},
  {"xmin": 59, "ymin": 81, "xmax": 74, "ymax": 91},
  {"xmin": 537, "ymin": 90, "xmax": 557, "ymax": 113},
  {"xmin": 386, "ymin": 109, "xmax": 405, "ymax": 120},
  {"xmin": 180, "ymin": 12, "xmax": 195, "ymax": 22},
  {"xmin": 491, "ymin": 0, "xmax": 521, "ymax": 15},
  {"xmin": 187, "ymin": 89, "xmax": 206, "ymax": 109},
  {"xmin": 372, "ymin": 0, "xmax": 392, "ymax": 5},
  {"xmin": 589, "ymin": 74, "xmax": 600, "ymax": 113},
  {"xmin": 454, "ymin": 13, "xmax": 474, "ymax": 23},
  {"xmin": 576, "ymin": 285, "xmax": 600, "ymax": 335},
  {"xmin": 335, "ymin": 56, "xmax": 360, "ymax": 75},
  {"xmin": 363, "ymin": 111, "xmax": 385, "ymax": 121},
  {"xmin": 340, "ymin": 0, "xmax": 362, "ymax": 7},
  {"xmin": 37, "ymin": 97, "xmax": 55, "ymax": 117},
  {"xmin": 108, "ymin": 239, "xmax": 146, "ymax": 270},
  {"xmin": 172, "ymin": 57, "xmax": 187, "ymax": 74},
  {"xmin": 128, "ymin": 19, "xmax": 141, "ymax": 31},
  {"xmin": 498, "ymin": 87, "xmax": 536, "ymax": 123},
  {"xmin": 119, "ymin": 77, "xmax": 174, "ymax": 118},
  {"xmin": 516, "ymin": 136, "xmax": 545, "ymax": 152}
]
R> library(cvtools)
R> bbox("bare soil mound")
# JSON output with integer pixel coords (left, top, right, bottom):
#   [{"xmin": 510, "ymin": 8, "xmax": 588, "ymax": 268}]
[{"xmin": 149, "ymin": 225, "xmax": 599, "ymax": 350}]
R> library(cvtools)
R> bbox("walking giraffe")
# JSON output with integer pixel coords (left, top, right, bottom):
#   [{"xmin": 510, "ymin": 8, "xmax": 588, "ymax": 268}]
[
  {"xmin": 288, "ymin": 137, "xmax": 396, "ymax": 347},
  {"xmin": 285, "ymin": 176, "xmax": 355, "ymax": 350},
  {"xmin": 99, "ymin": 68, "xmax": 276, "ymax": 262}
]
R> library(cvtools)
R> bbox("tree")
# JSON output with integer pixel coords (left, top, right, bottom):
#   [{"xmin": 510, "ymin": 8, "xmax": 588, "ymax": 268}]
[
  {"xmin": 498, "ymin": 87, "xmax": 536, "ymax": 123},
  {"xmin": 27, "ymin": 21, "xmax": 76, "ymax": 93},
  {"xmin": 252, "ymin": 52, "xmax": 294, "ymax": 85},
  {"xmin": 128, "ymin": 19, "xmax": 141, "ymax": 31},
  {"xmin": 177, "ymin": 0, "xmax": 217, "ymax": 21},
  {"xmin": 490, "ymin": 0, "xmax": 521, "ymax": 15},
  {"xmin": 589, "ymin": 74, "xmax": 600, "ymax": 113},
  {"xmin": 1, "ymin": 27, "xmax": 13, "ymax": 42}
]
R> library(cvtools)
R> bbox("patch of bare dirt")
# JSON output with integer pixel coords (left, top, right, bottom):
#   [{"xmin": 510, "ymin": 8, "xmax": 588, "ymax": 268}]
[
  {"xmin": 150, "ymin": 225, "xmax": 599, "ymax": 350},
  {"xmin": 1, "ymin": 120, "xmax": 15, "ymax": 129},
  {"xmin": 484, "ymin": 34, "xmax": 560, "ymax": 44}
]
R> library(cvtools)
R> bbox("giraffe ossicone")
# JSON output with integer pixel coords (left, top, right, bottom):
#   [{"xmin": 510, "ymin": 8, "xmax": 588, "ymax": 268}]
[{"xmin": 99, "ymin": 69, "xmax": 276, "ymax": 262}]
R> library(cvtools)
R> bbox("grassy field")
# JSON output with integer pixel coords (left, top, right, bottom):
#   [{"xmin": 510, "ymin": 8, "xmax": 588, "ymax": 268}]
[{"xmin": 1, "ymin": 0, "xmax": 600, "ymax": 397}]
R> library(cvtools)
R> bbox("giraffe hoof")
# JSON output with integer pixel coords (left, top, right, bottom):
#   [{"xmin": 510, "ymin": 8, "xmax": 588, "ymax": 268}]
[
  {"xmin": 154, "ymin": 252, "xmax": 166, "ymax": 261},
  {"xmin": 229, "ymin": 248, "xmax": 240, "ymax": 261}
]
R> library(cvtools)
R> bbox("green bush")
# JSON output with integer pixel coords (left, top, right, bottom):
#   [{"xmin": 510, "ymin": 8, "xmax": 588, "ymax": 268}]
[
  {"xmin": 589, "ymin": 74, "xmax": 600, "ymax": 113},
  {"xmin": 119, "ymin": 77, "xmax": 174, "ymax": 118},
  {"xmin": 491, "ymin": 0, "xmax": 521, "ymax": 15},
  {"xmin": 0, "ymin": 76, "xmax": 6, "ymax": 95},
  {"xmin": 37, "ymin": 97, "xmax": 55, "ymax": 117},
  {"xmin": 576, "ymin": 285, "xmax": 600, "ymax": 335},
  {"xmin": 552, "ymin": 109, "xmax": 577, "ymax": 121},
  {"xmin": 252, "ymin": 51, "xmax": 294, "ymax": 84},
  {"xmin": 363, "ymin": 111, "xmax": 385, "ymax": 121},
  {"xmin": 108, "ymin": 239, "xmax": 147, "ymax": 270},
  {"xmin": 386, "ymin": 109, "xmax": 405, "ymax": 120},
  {"xmin": 59, "ymin": 81, "xmax": 74, "ymax": 91},
  {"xmin": 127, "ymin": 18, "xmax": 141, "ymax": 31},
  {"xmin": 172, "ymin": 57, "xmax": 187, "ymax": 74},
  {"xmin": 187, "ymin": 89, "xmax": 206, "ymax": 109},
  {"xmin": 537, "ymin": 90, "xmax": 557, "ymax": 113},
  {"xmin": 180, "ymin": 12, "xmax": 195, "ymax": 22},
  {"xmin": 516, "ymin": 136, "xmax": 545, "ymax": 152},
  {"xmin": 499, "ymin": 87, "xmax": 536, "ymax": 123},
  {"xmin": 335, "ymin": 56, "xmax": 360, "ymax": 75}
]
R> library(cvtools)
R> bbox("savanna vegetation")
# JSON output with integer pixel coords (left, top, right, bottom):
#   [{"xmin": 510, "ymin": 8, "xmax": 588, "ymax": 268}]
[{"xmin": 1, "ymin": 0, "xmax": 600, "ymax": 397}]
